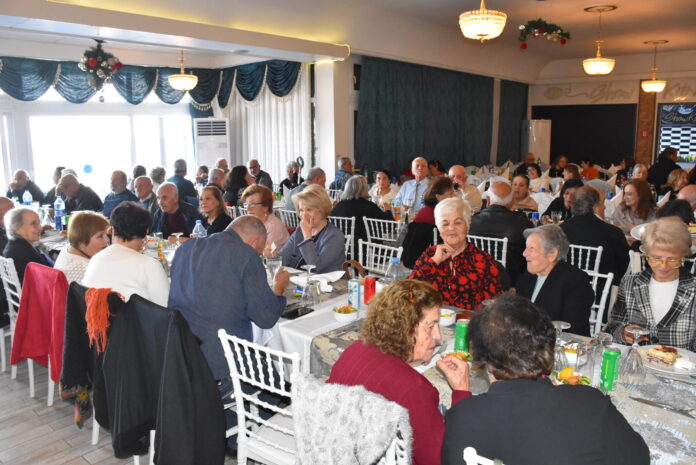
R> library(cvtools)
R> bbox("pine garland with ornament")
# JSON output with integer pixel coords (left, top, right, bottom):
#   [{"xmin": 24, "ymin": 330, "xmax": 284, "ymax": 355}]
[
  {"xmin": 518, "ymin": 19, "xmax": 570, "ymax": 50},
  {"xmin": 78, "ymin": 39, "xmax": 123, "ymax": 90}
]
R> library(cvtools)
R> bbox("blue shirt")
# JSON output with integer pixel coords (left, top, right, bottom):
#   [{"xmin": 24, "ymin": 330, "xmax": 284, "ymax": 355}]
[
  {"xmin": 168, "ymin": 230, "xmax": 286, "ymax": 380},
  {"xmin": 102, "ymin": 190, "xmax": 138, "ymax": 217},
  {"xmin": 393, "ymin": 178, "xmax": 431, "ymax": 212}
]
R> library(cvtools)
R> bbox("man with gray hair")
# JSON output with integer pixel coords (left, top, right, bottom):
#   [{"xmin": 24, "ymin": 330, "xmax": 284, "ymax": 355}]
[
  {"xmin": 448, "ymin": 165, "xmax": 482, "ymax": 211},
  {"xmin": 516, "ymin": 225, "xmax": 595, "ymax": 336},
  {"xmin": 102, "ymin": 170, "xmax": 138, "ymax": 218},
  {"xmin": 469, "ymin": 181, "xmax": 533, "ymax": 282},
  {"xmin": 247, "ymin": 159, "xmax": 273, "ymax": 190},
  {"xmin": 561, "ymin": 186, "xmax": 629, "ymax": 284},
  {"xmin": 133, "ymin": 176, "xmax": 159, "ymax": 216},
  {"xmin": 206, "ymin": 168, "xmax": 226, "ymax": 192},
  {"xmin": 58, "ymin": 173, "xmax": 103, "ymax": 214},
  {"xmin": 151, "ymin": 182, "xmax": 202, "ymax": 238},
  {"xmin": 168, "ymin": 215, "xmax": 290, "ymax": 451},
  {"xmin": 284, "ymin": 167, "xmax": 326, "ymax": 211},
  {"xmin": 329, "ymin": 157, "xmax": 353, "ymax": 191},
  {"xmin": 166, "ymin": 158, "xmax": 197, "ymax": 201},
  {"xmin": 6, "ymin": 169, "xmax": 44, "ymax": 203}
]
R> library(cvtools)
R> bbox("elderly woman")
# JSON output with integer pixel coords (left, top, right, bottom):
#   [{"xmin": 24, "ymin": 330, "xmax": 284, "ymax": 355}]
[
  {"xmin": 368, "ymin": 169, "xmax": 399, "ymax": 209},
  {"xmin": 279, "ymin": 161, "xmax": 303, "ymax": 193},
  {"xmin": 3, "ymin": 207, "xmax": 52, "ymax": 283},
  {"xmin": 548, "ymin": 155, "xmax": 568, "ymax": 178},
  {"xmin": 83, "ymin": 202, "xmax": 169, "ymax": 307},
  {"xmin": 608, "ymin": 179, "xmax": 656, "ymax": 234},
  {"xmin": 223, "ymin": 165, "xmax": 253, "ymax": 207},
  {"xmin": 527, "ymin": 163, "xmax": 549, "ymax": 193},
  {"xmin": 511, "ymin": 175, "xmax": 538, "ymax": 211},
  {"xmin": 199, "ymin": 186, "xmax": 232, "ymax": 235},
  {"xmin": 331, "ymin": 176, "xmax": 392, "ymax": 251},
  {"xmin": 606, "ymin": 217, "xmax": 696, "ymax": 351},
  {"xmin": 442, "ymin": 295, "xmax": 649, "ymax": 465},
  {"xmin": 279, "ymin": 184, "xmax": 345, "ymax": 273},
  {"xmin": 410, "ymin": 198, "xmax": 502, "ymax": 309},
  {"xmin": 413, "ymin": 176, "xmax": 455, "ymax": 224},
  {"xmin": 516, "ymin": 225, "xmax": 594, "ymax": 336},
  {"xmin": 242, "ymin": 184, "xmax": 289, "ymax": 253},
  {"xmin": 54, "ymin": 211, "xmax": 110, "ymax": 283},
  {"xmin": 328, "ymin": 279, "xmax": 470, "ymax": 465},
  {"xmin": 542, "ymin": 179, "xmax": 584, "ymax": 221}
]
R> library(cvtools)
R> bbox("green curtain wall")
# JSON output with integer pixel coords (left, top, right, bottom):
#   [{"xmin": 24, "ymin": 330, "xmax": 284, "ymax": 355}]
[
  {"xmin": 497, "ymin": 79, "xmax": 529, "ymax": 164},
  {"xmin": 356, "ymin": 56, "xmax": 494, "ymax": 175}
]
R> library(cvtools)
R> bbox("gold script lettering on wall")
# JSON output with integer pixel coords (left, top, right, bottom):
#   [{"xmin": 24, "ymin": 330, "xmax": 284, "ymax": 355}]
[
  {"xmin": 663, "ymin": 82, "xmax": 696, "ymax": 102},
  {"xmin": 543, "ymin": 83, "xmax": 634, "ymax": 104}
]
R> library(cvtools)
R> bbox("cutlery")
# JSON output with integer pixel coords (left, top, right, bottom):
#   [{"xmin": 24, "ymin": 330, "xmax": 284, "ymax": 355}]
[
  {"xmin": 629, "ymin": 396, "xmax": 696, "ymax": 419},
  {"xmin": 655, "ymin": 375, "xmax": 696, "ymax": 386}
]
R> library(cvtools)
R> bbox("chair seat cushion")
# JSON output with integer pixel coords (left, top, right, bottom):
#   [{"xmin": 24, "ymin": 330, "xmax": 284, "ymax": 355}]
[{"xmin": 246, "ymin": 412, "xmax": 295, "ymax": 465}]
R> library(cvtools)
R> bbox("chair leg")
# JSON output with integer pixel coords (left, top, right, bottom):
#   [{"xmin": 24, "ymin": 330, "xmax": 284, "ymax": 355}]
[
  {"xmin": 28, "ymin": 359, "xmax": 35, "ymax": 398},
  {"xmin": 133, "ymin": 456, "xmax": 140, "ymax": 465},
  {"xmin": 11, "ymin": 363, "xmax": 16, "ymax": 379},
  {"xmin": 0, "ymin": 328, "xmax": 5, "ymax": 372},
  {"xmin": 47, "ymin": 379, "xmax": 55, "ymax": 406},
  {"xmin": 91, "ymin": 413, "xmax": 100, "ymax": 445},
  {"xmin": 148, "ymin": 430, "xmax": 155, "ymax": 465}
]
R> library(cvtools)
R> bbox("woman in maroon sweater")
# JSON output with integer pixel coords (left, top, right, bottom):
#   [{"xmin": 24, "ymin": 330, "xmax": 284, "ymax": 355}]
[{"xmin": 327, "ymin": 279, "xmax": 470, "ymax": 465}]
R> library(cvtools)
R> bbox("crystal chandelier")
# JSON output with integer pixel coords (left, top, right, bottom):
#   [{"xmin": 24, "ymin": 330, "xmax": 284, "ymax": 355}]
[
  {"xmin": 168, "ymin": 50, "xmax": 198, "ymax": 91},
  {"xmin": 459, "ymin": 0, "xmax": 507, "ymax": 43},
  {"xmin": 582, "ymin": 6, "xmax": 616, "ymax": 76},
  {"xmin": 641, "ymin": 40, "xmax": 668, "ymax": 93}
]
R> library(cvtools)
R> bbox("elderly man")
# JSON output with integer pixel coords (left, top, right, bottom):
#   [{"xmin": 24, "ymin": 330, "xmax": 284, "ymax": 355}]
[
  {"xmin": 6, "ymin": 169, "xmax": 44, "ymax": 203},
  {"xmin": 448, "ymin": 165, "xmax": 482, "ymax": 211},
  {"xmin": 102, "ymin": 170, "xmax": 138, "ymax": 217},
  {"xmin": 469, "ymin": 182, "xmax": 533, "ymax": 283},
  {"xmin": 3, "ymin": 207, "xmax": 53, "ymax": 283},
  {"xmin": 284, "ymin": 167, "xmax": 326, "ymax": 212},
  {"xmin": 166, "ymin": 159, "xmax": 197, "ymax": 201},
  {"xmin": 247, "ymin": 159, "xmax": 273, "ymax": 190},
  {"xmin": 133, "ymin": 176, "xmax": 159, "ymax": 216},
  {"xmin": 168, "ymin": 215, "xmax": 290, "ymax": 452},
  {"xmin": 393, "ymin": 157, "xmax": 430, "ymax": 216},
  {"xmin": 516, "ymin": 225, "xmax": 595, "ymax": 336},
  {"xmin": 215, "ymin": 157, "xmax": 229, "ymax": 174},
  {"xmin": 514, "ymin": 152, "xmax": 537, "ymax": 176},
  {"xmin": 561, "ymin": 186, "xmax": 629, "ymax": 285},
  {"xmin": 58, "ymin": 174, "xmax": 103, "ymax": 214},
  {"xmin": 677, "ymin": 184, "xmax": 696, "ymax": 211},
  {"xmin": 329, "ymin": 157, "xmax": 353, "ymax": 191},
  {"xmin": 511, "ymin": 175, "xmax": 538, "ymax": 211},
  {"xmin": 206, "ymin": 168, "xmax": 225, "ymax": 192},
  {"xmin": 151, "ymin": 182, "xmax": 202, "ymax": 238}
]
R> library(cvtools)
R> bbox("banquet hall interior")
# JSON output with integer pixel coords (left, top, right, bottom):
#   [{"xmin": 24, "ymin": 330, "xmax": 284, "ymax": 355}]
[{"xmin": 0, "ymin": 0, "xmax": 695, "ymax": 464}]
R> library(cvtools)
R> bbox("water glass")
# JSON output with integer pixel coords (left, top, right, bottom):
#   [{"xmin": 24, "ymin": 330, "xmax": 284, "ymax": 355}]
[
  {"xmin": 300, "ymin": 279, "xmax": 320, "ymax": 310},
  {"xmin": 264, "ymin": 256, "xmax": 282, "ymax": 286},
  {"xmin": 552, "ymin": 321, "xmax": 572, "ymax": 372},
  {"xmin": 619, "ymin": 326, "xmax": 650, "ymax": 386}
]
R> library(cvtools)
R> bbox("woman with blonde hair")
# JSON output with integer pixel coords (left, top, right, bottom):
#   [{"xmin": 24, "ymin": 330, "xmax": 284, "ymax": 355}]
[
  {"xmin": 53, "ymin": 211, "xmax": 110, "ymax": 283},
  {"xmin": 328, "ymin": 279, "xmax": 471, "ymax": 465},
  {"xmin": 279, "ymin": 184, "xmax": 345, "ymax": 272},
  {"xmin": 662, "ymin": 168, "xmax": 689, "ymax": 197}
]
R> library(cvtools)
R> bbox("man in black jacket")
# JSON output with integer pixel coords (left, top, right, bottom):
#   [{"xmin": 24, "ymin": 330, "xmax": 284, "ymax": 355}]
[
  {"xmin": 6, "ymin": 169, "xmax": 44, "ymax": 203},
  {"xmin": 58, "ymin": 173, "xmax": 103, "ymax": 213},
  {"xmin": 469, "ymin": 182, "xmax": 533, "ymax": 283},
  {"xmin": 561, "ymin": 186, "xmax": 629, "ymax": 284}
]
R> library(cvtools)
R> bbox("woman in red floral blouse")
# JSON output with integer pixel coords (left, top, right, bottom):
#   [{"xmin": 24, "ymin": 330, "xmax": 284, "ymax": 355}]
[{"xmin": 410, "ymin": 197, "xmax": 503, "ymax": 309}]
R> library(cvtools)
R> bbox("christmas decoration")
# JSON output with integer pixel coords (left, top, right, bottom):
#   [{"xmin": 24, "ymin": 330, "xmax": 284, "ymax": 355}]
[
  {"xmin": 518, "ymin": 19, "xmax": 570, "ymax": 50},
  {"xmin": 78, "ymin": 39, "xmax": 123, "ymax": 90}
]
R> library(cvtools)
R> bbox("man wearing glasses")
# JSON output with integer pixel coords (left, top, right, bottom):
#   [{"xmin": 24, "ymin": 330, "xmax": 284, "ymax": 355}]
[{"xmin": 247, "ymin": 159, "xmax": 274, "ymax": 190}]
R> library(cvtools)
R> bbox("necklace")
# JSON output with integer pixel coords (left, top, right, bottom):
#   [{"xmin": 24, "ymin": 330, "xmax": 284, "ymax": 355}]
[{"xmin": 72, "ymin": 246, "xmax": 91, "ymax": 259}]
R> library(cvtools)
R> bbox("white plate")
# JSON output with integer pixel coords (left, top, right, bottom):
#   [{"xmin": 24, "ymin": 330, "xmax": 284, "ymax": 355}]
[
  {"xmin": 630, "ymin": 224, "xmax": 647, "ymax": 241},
  {"xmin": 639, "ymin": 345, "xmax": 696, "ymax": 375}
]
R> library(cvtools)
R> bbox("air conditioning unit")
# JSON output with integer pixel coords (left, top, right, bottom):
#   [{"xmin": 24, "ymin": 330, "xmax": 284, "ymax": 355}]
[{"xmin": 193, "ymin": 118, "xmax": 230, "ymax": 167}]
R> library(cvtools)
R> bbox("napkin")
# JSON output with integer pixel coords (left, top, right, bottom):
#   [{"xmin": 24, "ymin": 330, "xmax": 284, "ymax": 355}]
[
  {"xmin": 606, "ymin": 174, "xmax": 617, "ymax": 190},
  {"xmin": 477, "ymin": 180, "xmax": 487, "ymax": 194},
  {"xmin": 657, "ymin": 191, "xmax": 671, "ymax": 207},
  {"xmin": 501, "ymin": 167, "xmax": 510, "ymax": 179},
  {"xmin": 290, "ymin": 270, "xmax": 345, "ymax": 293}
]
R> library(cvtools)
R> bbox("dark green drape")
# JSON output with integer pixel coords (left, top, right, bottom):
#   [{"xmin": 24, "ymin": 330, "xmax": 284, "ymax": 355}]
[
  {"xmin": 356, "ymin": 56, "xmax": 493, "ymax": 176},
  {"xmin": 0, "ymin": 57, "xmax": 58, "ymax": 101},
  {"xmin": 154, "ymin": 68, "xmax": 187, "ymax": 104},
  {"xmin": 235, "ymin": 62, "xmax": 266, "ymax": 101},
  {"xmin": 55, "ymin": 62, "xmax": 96, "ymax": 103},
  {"xmin": 111, "ymin": 65, "xmax": 157, "ymax": 105},
  {"xmin": 497, "ymin": 79, "xmax": 528, "ymax": 163},
  {"xmin": 266, "ymin": 60, "xmax": 301, "ymax": 97},
  {"xmin": 217, "ymin": 68, "xmax": 236, "ymax": 108}
]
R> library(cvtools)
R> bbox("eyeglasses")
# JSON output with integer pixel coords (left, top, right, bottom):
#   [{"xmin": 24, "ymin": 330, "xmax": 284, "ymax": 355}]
[
  {"xmin": 644, "ymin": 255, "xmax": 684, "ymax": 268},
  {"xmin": 243, "ymin": 202, "xmax": 263, "ymax": 208}
]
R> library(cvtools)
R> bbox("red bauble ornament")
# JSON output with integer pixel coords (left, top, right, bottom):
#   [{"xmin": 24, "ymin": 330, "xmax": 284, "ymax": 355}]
[
  {"xmin": 539, "ymin": 28, "xmax": 546, "ymax": 34},
  {"xmin": 88, "ymin": 58, "xmax": 97, "ymax": 67},
  {"xmin": 560, "ymin": 38, "xmax": 567, "ymax": 45},
  {"xmin": 520, "ymin": 42, "xmax": 527, "ymax": 50}
]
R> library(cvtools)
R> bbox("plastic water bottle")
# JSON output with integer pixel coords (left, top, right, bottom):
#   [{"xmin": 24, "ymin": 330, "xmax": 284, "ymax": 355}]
[
  {"xmin": 54, "ymin": 197, "xmax": 65, "ymax": 231},
  {"xmin": 22, "ymin": 190, "xmax": 33, "ymax": 205},
  {"xmin": 383, "ymin": 257, "xmax": 401, "ymax": 284},
  {"xmin": 191, "ymin": 220, "xmax": 207, "ymax": 238}
]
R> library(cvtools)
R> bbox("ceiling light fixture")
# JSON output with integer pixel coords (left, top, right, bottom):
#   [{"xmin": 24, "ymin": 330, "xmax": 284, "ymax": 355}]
[
  {"xmin": 459, "ymin": 0, "xmax": 507, "ymax": 43},
  {"xmin": 168, "ymin": 50, "xmax": 198, "ymax": 92},
  {"xmin": 582, "ymin": 5, "xmax": 616, "ymax": 76},
  {"xmin": 641, "ymin": 40, "xmax": 668, "ymax": 93}
]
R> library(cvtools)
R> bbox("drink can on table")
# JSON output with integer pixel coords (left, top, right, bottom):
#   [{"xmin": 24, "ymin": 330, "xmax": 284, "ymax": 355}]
[
  {"xmin": 454, "ymin": 319, "xmax": 470, "ymax": 353},
  {"xmin": 599, "ymin": 347, "xmax": 621, "ymax": 391},
  {"xmin": 363, "ymin": 276, "xmax": 377, "ymax": 304},
  {"xmin": 392, "ymin": 203, "xmax": 401, "ymax": 221},
  {"xmin": 348, "ymin": 278, "xmax": 362, "ymax": 309}
]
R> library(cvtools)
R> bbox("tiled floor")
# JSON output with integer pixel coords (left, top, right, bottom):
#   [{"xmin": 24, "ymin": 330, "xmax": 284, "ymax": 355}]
[{"xmin": 0, "ymin": 359, "xmax": 238, "ymax": 464}]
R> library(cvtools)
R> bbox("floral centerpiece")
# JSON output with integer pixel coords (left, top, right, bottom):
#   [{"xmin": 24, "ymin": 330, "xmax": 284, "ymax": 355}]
[
  {"xmin": 78, "ymin": 39, "xmax": 123, "ymax": 90},
  {"xmin": 518, "ymin": 19, "xmax": 570, "ymax": 49}
]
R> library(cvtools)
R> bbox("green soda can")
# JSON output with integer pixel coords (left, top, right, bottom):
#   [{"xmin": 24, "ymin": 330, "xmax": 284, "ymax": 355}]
[
  {"xmin": 454, "ymin": 319, "xmax": 470, "ymax": 353},
  {"xmin": 599, "ymin": 347, "xmax": 621, "ymax": 391}
]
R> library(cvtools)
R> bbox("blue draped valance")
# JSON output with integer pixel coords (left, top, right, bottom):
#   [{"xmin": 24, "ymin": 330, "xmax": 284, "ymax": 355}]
[{"xmin": 0, "ymin": 56, "xmax": 302, "ymax": 114}]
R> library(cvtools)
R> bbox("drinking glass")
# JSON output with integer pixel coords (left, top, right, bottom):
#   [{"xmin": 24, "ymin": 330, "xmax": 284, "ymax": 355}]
[
  {"xmin": 264, "ymin": 256, "xmax": 283, "ymax": 287},
  {"xmin": 171, "ymin": 232, "xmax": 184, "ymax": 247},
  {"xmin": 574, "ymin": 342, "xmax": 592, "ymax": 372},
  {"xmin": 551, "ymin": 211, "xmax": 563, "ymax": 224},
  {"xmin": 552, "ymin": 321, "xmax": 571, "ymax": 372},
  {"xmin": 619, "ymin": 326, "xmax": 650, "ymax": 386},
  {"xmin": 300, "ymin": 279, "xmax": 320, "ymax": 310},
  {"xmin": 300, "ymin": 264, "xmax": 316, "ymax": 285}
]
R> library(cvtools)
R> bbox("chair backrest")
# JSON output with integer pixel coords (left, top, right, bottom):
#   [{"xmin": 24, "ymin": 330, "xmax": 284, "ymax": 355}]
[
  {"xmin": 218, "ymin": 330, "xmax": 300, "ymax": 457},
  {"xmin": 237, "ymin": 206, "xmax": 248, "ymax": 217},
  {"xmin": 226, "ymin": 206, "xmax": 236, "ymax": 218},
  {"xmin": 358, "ymin": 239, "xmax": 403, "ymax": 276},
  {"xmin": 463, "ymin": 446, "xmax": 498, "ymax": 465},
  {"xmin": 326, "ymin": 189, "xmax": 342, "ymax": 201},
  {"xmin": 587, "ymin": 271, "xmax": 614, "ymax": 337},
  {"xmin": 363, "ymin": 217, "xmax": 400, "ymax": 245},
  {"xmin": 328, "ymin": 216, "xmax": 355, "ymax": 259},
  {"xmin": 343, "ymin": 234, "xmax": 352, "ymax": 257},
  {"xmin": 467, "ymin": 235, "xmax": 508, "ymax": 266},
  {"xmin": 568, "ymin": 244, "xmax": 603, "ymax": 274},
  {"xmin": 279, "ymin": 209, "xmax": 300, "ymax": 228},
  {"xmin": 0, "ymin": 256, "xmax": 22, "ymax": 332}
]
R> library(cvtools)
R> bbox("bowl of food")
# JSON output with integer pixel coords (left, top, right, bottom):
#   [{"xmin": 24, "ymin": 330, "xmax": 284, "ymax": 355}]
[
  {"xmin": 145, "ymin": 235, "xmax": 159, "ymax": 249},
  {"xmin": 333, "ymin": 305, "xmax": 359, "ymax": 323},
  {"xmin": 439, "ymin": 308, "xmax": 457, "ymax": 327},
  {"xmin": 552, "ymin": 367, "xmax": 591, "ymax": 386}
]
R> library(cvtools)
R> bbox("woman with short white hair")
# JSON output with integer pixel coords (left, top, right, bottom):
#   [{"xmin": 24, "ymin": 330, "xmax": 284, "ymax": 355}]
[
  {"xmin": 3, "ymin": 207, "xmax": 52, "ymax": 283},
  {"xmin": 606, "ymin": 217, "xmax": 696, "ymax": 350},
  {"xmin": 410, "ymin": 198, "xmax": 503, "ymax": 309}
]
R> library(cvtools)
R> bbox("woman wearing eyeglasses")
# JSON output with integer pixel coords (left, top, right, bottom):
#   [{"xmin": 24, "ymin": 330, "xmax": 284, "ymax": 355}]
[
  {"xmin": 241, "ymin": 184, "xmax": 289, "ymax": 255},
  {"xmin": 606, "ymin": 217, "xmax": 696, "ymax": 351},
  {"xmin": 199, "ymin": 186, "xmax": 232, "ymax": 235}
]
